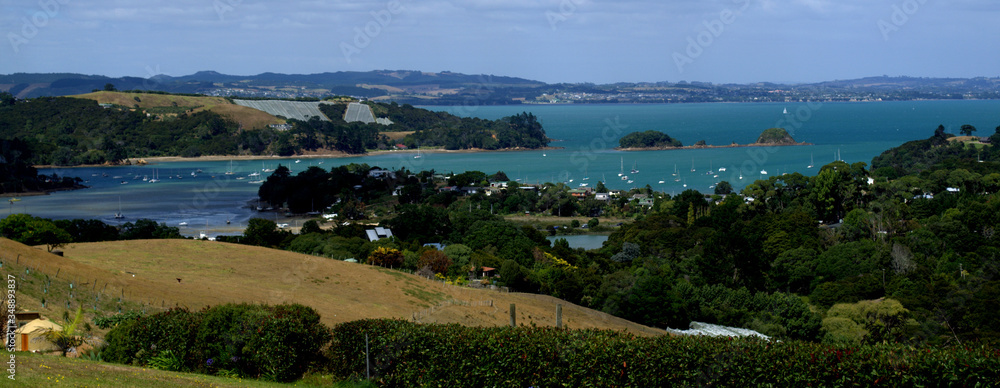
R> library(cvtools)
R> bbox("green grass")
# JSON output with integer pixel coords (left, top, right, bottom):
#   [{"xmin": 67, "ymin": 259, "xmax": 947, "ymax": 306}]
[
  {"xmin": 9, "ymin": 352, "xmax": 345, "ymax": 387},
  {"xmin": 402, "ymin": 285, "xmax": 446, "ymax": 306}
]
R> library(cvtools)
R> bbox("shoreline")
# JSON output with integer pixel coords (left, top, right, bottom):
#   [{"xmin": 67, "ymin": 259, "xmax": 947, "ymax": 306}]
[
  {"xmin": 0, "ymin": 185, "xmax": 89, "ymax": 198},
  {"xmin": 617, "ymin": 142, "xmax": 813, "ymax": 151},
  {"xmin": 33, "ymin": 146, "xmax": 564, "ymax": 169}
]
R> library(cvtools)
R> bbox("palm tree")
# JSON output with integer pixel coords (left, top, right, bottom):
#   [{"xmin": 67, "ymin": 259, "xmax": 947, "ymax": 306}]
[{"xmin": 42, "ymin": 307, "xmax": 87, "ymax": 356}]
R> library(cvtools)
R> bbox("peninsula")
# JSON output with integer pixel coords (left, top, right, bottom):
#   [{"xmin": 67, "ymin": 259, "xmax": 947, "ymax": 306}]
[{"xmin": 617, "ymin": 127, "xmax": 811, "ymax": 151}]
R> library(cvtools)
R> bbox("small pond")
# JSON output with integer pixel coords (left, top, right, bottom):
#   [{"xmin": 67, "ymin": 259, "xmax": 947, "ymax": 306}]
[{"xmin": 545, "ymin": 234, "xmax": 610, "ymax": 250}]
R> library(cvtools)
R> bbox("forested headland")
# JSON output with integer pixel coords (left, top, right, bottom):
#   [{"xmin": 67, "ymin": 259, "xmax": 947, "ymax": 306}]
[
  {"xmin": 0, "ymin": 92, "xmax": 550, "ymax": 193},
  {"xmin": 0, "ymin": 92, "xmax": 550, "ymax": 166}
]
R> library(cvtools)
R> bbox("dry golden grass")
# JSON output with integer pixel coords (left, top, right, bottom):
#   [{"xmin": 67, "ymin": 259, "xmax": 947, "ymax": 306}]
[
  {"xmin": 75, "ymin": 91, "xmax": 230, "ymax": 108},
  {"xmin": 73, "ymin": 91, "xmax": 282, "ymax": 130},
  {"xmin": 10, "ymin": 239, "xmax": 663, "ymax": 336},
  {"xmin": 382, "ymin": 131, "xmax": 414, "ymax": 141},
  {"xmin": 193, "ymin": 103, "xmax": 283, "ymax": 130}
]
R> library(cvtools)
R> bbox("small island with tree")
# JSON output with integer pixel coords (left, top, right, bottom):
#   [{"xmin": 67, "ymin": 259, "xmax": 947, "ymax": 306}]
[
  {"xmin": 617, "ymin": 127, "xmax": 810, "ymax": 151},
  {"xmin": 617, "ymin": 130, "xmax": 683, "ymax": 149}
]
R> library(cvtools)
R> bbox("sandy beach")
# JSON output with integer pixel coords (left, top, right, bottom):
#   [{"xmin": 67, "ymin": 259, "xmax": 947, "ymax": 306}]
[{"xmin": 33, "ymin": 146, "xmax": 564, "ymax": 169}]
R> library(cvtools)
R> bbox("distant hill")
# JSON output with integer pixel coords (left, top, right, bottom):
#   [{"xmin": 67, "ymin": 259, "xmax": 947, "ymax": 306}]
[
  {"xmin": 3, "ymin": 238, "xmax": 664, "ymax": 336},
  {"xmin": 0, "ymin": 70, "xmax": 545, "ymax": 99},
  {"xmin": 3, "ymin": 71, "xmax": 998, "ymax": 103}
]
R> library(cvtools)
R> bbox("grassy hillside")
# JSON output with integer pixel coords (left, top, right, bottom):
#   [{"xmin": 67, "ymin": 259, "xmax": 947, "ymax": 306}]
[
  {"xmin": 4, "ymin": 238, "xmax": 664, "ymax": 336},
  {"xmin": 9, "ymin": 352, "xmax": 332, "ymax": 388},
  {"xmin": 74, "ymin": 91, "xmax": 282, "ymax": 130}
]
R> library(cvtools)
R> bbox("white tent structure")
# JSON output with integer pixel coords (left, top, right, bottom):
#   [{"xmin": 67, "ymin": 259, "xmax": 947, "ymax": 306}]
[{"xmin": 14, "ymin": 318, "xmax": 63, "ymax": 352}]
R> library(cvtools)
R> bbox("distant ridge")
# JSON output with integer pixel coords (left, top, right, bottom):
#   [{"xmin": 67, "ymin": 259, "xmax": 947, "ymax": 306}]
[{"xmin": 1, "ymin": 71, "xmax": 998, "ymax": 103}]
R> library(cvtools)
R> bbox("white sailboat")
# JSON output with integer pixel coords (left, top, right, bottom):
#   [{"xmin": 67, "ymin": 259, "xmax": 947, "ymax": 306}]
[
  {"xmin": 807, "ymin": 154, "xmax": 814, "ymax": 169},
  {"xmin": 630, "ymin": 161, "xmax": 639, "ymax": 174},
  {"xmin": 618, "ymin": 157, "xmax": 624, "ymax": 176},
  {"xmin": 690, "ymin": 157, "xmax": 696, "ymax": 173},
  {"xmin": 114, "ymin": 196, "xmax": 124, "ymax": 219},
  {"xmin": 783, "ymin": 107, "xmax": 788, "ymax": 114},
  {"xmin": 225, "ymin": 160, "xmax": 235, "ymax": 175}
]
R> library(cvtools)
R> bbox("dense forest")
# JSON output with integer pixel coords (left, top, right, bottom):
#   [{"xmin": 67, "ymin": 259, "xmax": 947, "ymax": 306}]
[
  {"xmin": 0, "ymin": 93, "xmax": 281, "ymax": 165},
  {"xmin": 618, "ymin": 130, "xmax": 683, "ymax": 148},
  {"xmin": 373, "ymin": 102, "xmax": 549, "ymax": 150}
]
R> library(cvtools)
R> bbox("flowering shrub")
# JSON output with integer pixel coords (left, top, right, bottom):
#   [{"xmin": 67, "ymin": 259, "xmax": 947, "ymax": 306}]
[{"xmin": 367, "ymin": 247, "xmax": 404, "ymax": 268}]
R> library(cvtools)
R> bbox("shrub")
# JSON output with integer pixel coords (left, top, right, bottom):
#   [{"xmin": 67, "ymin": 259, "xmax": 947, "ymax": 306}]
[
  {"xmin": 104, "ymin": 304, "xmax": 331, "ymax": 382},
  {"xmin": 327, "ymin": 319, "xmax": 1000, "ymax": 387}
]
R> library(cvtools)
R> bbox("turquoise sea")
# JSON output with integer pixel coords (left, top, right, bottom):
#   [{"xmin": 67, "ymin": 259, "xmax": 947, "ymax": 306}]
[{"xmin": 19, "ymin": 100, "xmax": 1000, "ymax": 236}]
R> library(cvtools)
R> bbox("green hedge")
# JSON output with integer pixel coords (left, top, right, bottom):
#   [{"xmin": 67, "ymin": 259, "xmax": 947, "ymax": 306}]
[
  {"xmin": 328, "ymin": 319, "xmax": 1000, "ymax": 387},
  {"xmin": 103, "ymin": 303, "xmax": 330, "ymax": 382}
]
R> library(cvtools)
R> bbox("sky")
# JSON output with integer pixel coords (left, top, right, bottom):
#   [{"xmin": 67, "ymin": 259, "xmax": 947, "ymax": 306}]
[{"xmin": 1, "ymin": 0, "xmax": 998, "ymax": 84}]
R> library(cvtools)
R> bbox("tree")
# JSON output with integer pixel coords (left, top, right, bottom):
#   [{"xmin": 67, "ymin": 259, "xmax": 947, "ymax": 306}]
[
  {"xmin": 418, "ymin": 249, "xmax": 452, "ymax": 274},
  {"xmin": 367, "ymin": 246, "xmax": 403, "ymax": 268},
  {"xmin": 43, "ymin": 307, "xmax": 87, "ymax": 356},
  {"xmin": 120, "ymin": 219, "xmax": 181, "ymax": 240},
  {"xmin": 587, "ymin": 218, "xmax": 600, "ymax": 228},
  {"xmin": 959, "ymin": 124, "xmax": 977, "ymax": 136},
  {"xmin": 714, "ymin": 181, "xmax": 733, "ymax": 195},
  {"xmin": 0, "ymin": 91, "xmax": 14, "ymax": 107},
  {"xmin": 595, "ymin": 181, "xmax": 608, "ymax": 193},
  {"xmin": 611, "ymin": 242, "xmax": 640, "ymax": 262},
  {"xmin": 300, "ymin": 220, "xmax": 323, "ymax": 235},
  {"xmin": 104, "ymin": 83, "xmax": 116, "ymax": 92},
  {"xmin": 243, "ymin": 218, "xmax": 282, "ymax": 247},
  {"xmin": 499, "ymin": 259, "xmax": 527, "ymax": 290},
  {"xmin": 27, "ymin": 220, "xmax": 72, "ymax": 252},
  {"xmin": 0, "ymin": 214, "xmax": 71, "ymax": 252},
  {"xmin": 443, "ymin": 244, "xmax": 473, "ymax": 277}
]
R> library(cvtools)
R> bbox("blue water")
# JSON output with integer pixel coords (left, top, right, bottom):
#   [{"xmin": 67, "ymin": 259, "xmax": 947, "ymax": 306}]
[
  {"xmin": 546, "ymin": 234, "xmax": 610, "ymax": 251},
  {"xmin": 18, "ymin": 100, "xmax": 1000, "ymax": 235}
]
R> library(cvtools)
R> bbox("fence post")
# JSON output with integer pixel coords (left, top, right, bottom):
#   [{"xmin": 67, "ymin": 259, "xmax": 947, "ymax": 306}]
[
  {"xmin": 556, "ymin": 304, "xmax": 563, "ymax": 329},
  {"xmin": 365, "ymin": 333, "xmax": 370, "ymax": 381},
  {"xmin": 510, "ymin": 304, "xmax": 516, "ymax": 327}
]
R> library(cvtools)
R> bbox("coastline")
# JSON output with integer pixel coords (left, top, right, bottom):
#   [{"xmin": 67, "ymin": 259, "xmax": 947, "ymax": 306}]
[
  {"xmin": 33, "ymin": 146, "xmax": 564, "ymax": 168},
  {"xmin": 0, "ymin": 185, "xmax": 90, "ymax": 198},
  {"xmin": 617, "ymin": 142, "xmax": 813, "ymax": 151}
]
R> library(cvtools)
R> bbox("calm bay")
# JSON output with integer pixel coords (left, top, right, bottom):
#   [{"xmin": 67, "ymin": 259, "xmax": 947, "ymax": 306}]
[{"xmin": 22, "ymin": 100, "xmax": 999, "ymax": 236}]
